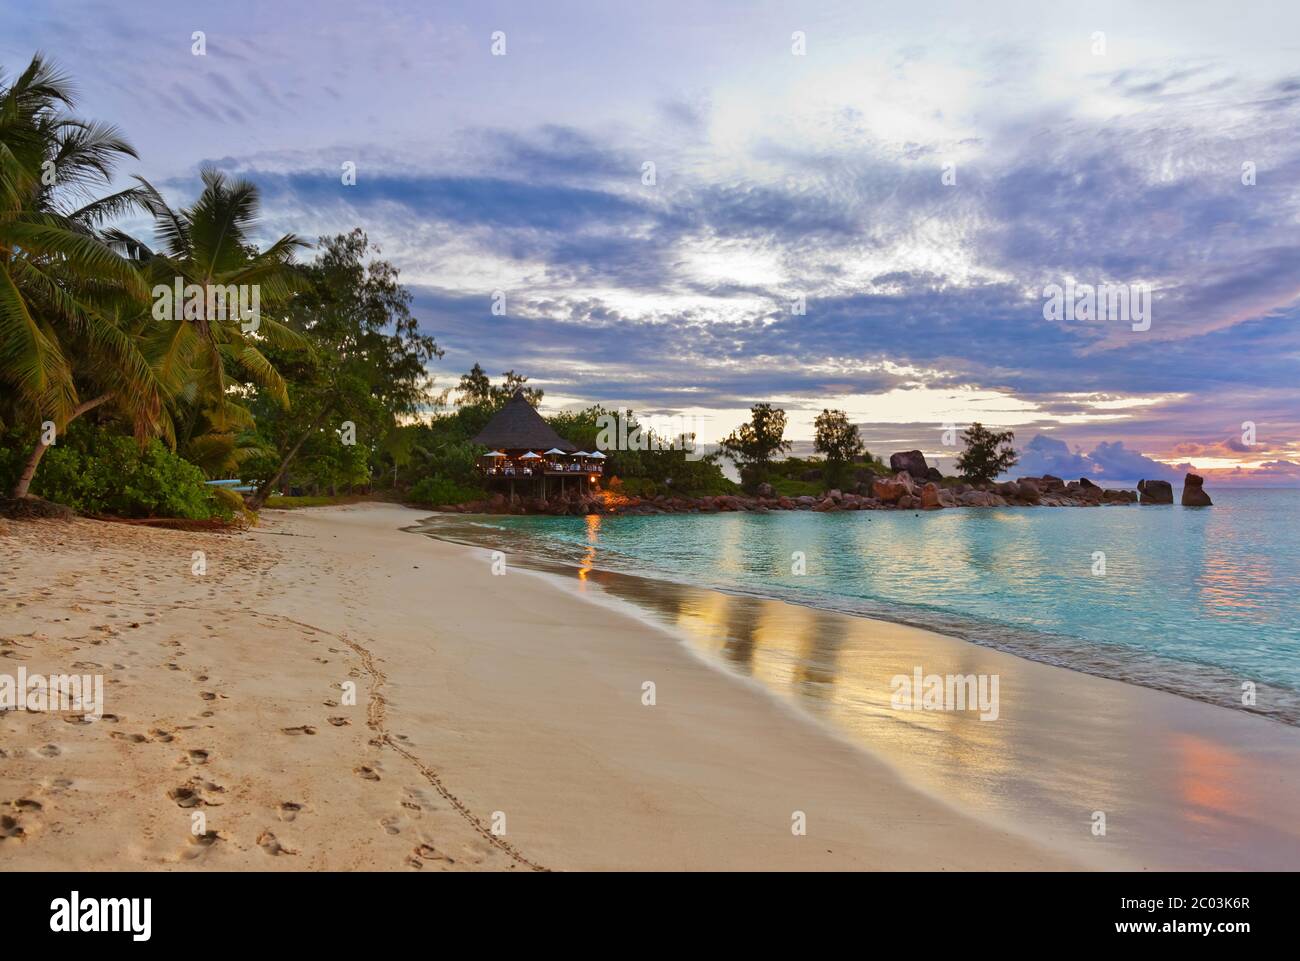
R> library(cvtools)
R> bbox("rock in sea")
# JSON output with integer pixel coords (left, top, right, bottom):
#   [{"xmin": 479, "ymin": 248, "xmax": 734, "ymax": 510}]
[
  {"xmin": 1181, "ymin": 473, "xmax": 1213, "ymax": 506},
  {"xmin": 1137, "ymin": 479, "xmax": 1174, "ymax": 504}
]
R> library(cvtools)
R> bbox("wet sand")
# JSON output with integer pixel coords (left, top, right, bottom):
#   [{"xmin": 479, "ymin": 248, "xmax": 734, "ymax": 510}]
[{"xmin": 2, "ymin": 503, "xmax": 1297, "ymax": 870}]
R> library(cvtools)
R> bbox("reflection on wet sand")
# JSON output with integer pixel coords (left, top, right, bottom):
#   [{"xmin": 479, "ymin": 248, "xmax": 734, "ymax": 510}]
[
  {"xmin": 418, "ymin": 516, "xmax": 1300, "ymax": 869},
  {"xmin": 584, "ymin": 568, "xmax": 1300, "ymax": 869}
]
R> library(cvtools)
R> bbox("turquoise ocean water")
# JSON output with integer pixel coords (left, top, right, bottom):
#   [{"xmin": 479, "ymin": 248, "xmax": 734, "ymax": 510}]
[{"xmin": 423, "ymin": 489, "xmax": 1300, "ymax": 723}]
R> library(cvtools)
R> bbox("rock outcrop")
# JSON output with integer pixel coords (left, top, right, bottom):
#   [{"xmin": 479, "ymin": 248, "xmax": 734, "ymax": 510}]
[
  {"xmin": 872, "ymin": 472, "xmax": 916, "ymax": 503},
  {"xmin": 889, "ymin": 450, "xmax": 931, "ymax": 480},
  {"xmin": 1181, "ymin": 473, "xmax": 1213, "ymax": 506},
  {"xmin": 1137, "ymin": 479, "xmax": 1174, "ymax": 504},
  {"xmin": 424, "ymin": 475, "xmax": 1141, "ymax": 516},
  {"xmin": 920, "ymin": 483, "xmax": 942, "ymax": 509}
]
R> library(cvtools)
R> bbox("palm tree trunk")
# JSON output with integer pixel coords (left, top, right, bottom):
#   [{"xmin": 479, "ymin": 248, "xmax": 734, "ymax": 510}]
[
  {"xmin": 246, "ymin": 407, "xmax": 332, "ymax": 510},
  {"xmin": 12, "ymin": 394, "xmax": 114, "ymax": 498}
]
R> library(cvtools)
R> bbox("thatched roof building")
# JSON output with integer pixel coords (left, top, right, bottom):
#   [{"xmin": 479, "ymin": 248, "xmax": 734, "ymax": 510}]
[{"xmin": 471, "ymin": 389, "xmax": 578, "ymax": 452}]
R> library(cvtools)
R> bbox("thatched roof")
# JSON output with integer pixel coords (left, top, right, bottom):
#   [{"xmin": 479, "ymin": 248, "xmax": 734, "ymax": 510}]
[{"xmin": 471, "ymin": 389, "xmax": 578, "ymax": 452}]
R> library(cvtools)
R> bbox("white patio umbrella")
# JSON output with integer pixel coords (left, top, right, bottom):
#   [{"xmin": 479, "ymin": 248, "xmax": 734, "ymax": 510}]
[
  {"xmin": 587, "ymin": 451, "xmax": 607, "ymax": 459},
  {"xmin": 572, "ymin": 451, "xmax": 590, "ymax": 457},
  {"xmin": 483, "ymin": 450, "xmax": 506, "ymax": 458},
  {"xmin": 519, "ymin": 451, "xmax": 542, "ymax": 459},
  {"xmin": 543, "ymin": 448, "xmax": 566, "ymax": 455}
]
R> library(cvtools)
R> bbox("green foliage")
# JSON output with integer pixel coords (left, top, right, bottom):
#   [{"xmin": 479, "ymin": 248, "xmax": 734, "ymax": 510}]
[
  {"xmin": 408, "ymin": 476, "xmax": 483, "ymax": 506},
  {"xmin": 244, "ymin": 230, "xmax": 442, "ymax": 504},
  {"xmin": 609, "ymin": 476, "xmax": 659, "ymax": 498},
  {"xmin": 763, "ymin": 452, "xmax": 886, "ymax": 493},
  {"xmin": 454, "ymin": 363, "xmax": 542, "ymax": 408},
  {"xmin": 0, "ymin": 424, "xmax": 227, "ymax": 519},
  {"xmin": 770, "ymin": 477, "xmax": 825, "ymax": 497},
  {"xmin": 720, "ymin": 403, "xmax": 792, "ymax": 490},
  {"xmin": 550, "ymin": 405, "xmax": 735, "ymax": 496},
  {"xmin": 813, "ymin": 409, "xmax": 864, "ymax": 487},
  {"xmin": 1, "ymin": 54, "xmax": 165, "ymax": 498},
  {"xmin": 955, "ymin": 422, "xmax": 1018, "ymax": 484}
]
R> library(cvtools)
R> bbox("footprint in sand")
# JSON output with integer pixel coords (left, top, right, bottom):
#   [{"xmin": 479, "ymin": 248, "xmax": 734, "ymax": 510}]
[
  {"xmin": 326, "ymin": 717, "xmax": 350, "ymax": 727},
  {"xmin": 110, "ymin": 732, "xmax": 149, "ymax": 744},
  {"xmin": 408, "ymin": 841, "xmax": 455, "ymax": 869},
  {"xmin": 181, "ymin": 831, "xmax": 221, "ymax": 858},
  {"xmin": 0, "ymin": 814, "xmax": 25, "ymax": 840},
  {"xmin": 281, "ymin": 725, "xmax": 317, "ymax": 736},
  {"xmin": 148, "ymin": 728, "xmax": 175, "ymax": 743},
  {"xmin": 36, "ymin": 744, "xmax": 61, "ymax": 758},
  {"xmin": 354, "ymin": 765, "xmax": 381, "ymax": 782},
  {"xmin": 277, "ymin": 802, "xmax": 303, "ymax": 822},
  {"xmin": 379, "ymin": 816, "xmax": 402, "ymax": 836},
  {"xmin": 167, "ymin": 781, "xmax": 224, "ymax": 808},
  {"xmin": 184, "ymin": 749, "xmax": 210, "ymax": 765},
  {"xmin": 256, "ymin": 830, "xmax": 298, "ymax": 856}
]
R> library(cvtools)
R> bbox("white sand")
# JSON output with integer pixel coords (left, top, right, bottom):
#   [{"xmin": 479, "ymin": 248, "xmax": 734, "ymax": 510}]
[{"xmin": 3, "ymin": 503, "xmax": 1296, "ymax": 870}]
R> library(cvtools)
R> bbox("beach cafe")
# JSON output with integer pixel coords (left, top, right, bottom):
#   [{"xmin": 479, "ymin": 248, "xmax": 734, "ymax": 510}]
[{"xmin": 471, "ymin": 389, "xmax": 604, "ymax": 498}]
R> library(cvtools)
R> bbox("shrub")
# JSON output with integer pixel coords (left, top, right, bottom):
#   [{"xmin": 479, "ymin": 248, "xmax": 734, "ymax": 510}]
[
  {"xmin": 408, "ymin": 476, "xmax": 482, "ymax": 506},
  {"xmin": 610, "ymin": 476, "xmax": 658, "ymax": 498},
  {"xmin": 3, "ymin": 425, "xmax": 228, "ymax": 519}
]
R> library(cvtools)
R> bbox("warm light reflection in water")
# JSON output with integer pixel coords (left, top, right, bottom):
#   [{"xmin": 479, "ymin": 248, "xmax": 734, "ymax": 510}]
[
  {"xmin": 577, "ymin": 514, "xmax": 601, "ymax": 584},
  {"xmin": 1174, "ymin": 734, "xmax": 1244, "ymax": 828},
  {"xmin": 1196, "ymin": 552, "xmax": 1275, "ymax": 622},
  {"xmin": 662, "ymin": 591, "xmax": 1021, "ymax": 811},
  {"xmin": 570, "ymin": 555, "xmax": 1300, "ymax": 868}
]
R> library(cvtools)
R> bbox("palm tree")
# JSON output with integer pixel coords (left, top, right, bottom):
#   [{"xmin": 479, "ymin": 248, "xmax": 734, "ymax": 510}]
[
  {"xmin": 108, "ymin": 168, "xmax": 310, "ymax": 435},
  {"xmin": 1, "ymin": 54, "xmax": 162, "ymax": 498}
]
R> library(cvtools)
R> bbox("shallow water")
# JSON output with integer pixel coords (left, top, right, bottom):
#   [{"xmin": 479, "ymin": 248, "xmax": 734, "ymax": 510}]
[{"xmin": 417, "ymin": 489, "xmax": 1300, "ymax": 724}]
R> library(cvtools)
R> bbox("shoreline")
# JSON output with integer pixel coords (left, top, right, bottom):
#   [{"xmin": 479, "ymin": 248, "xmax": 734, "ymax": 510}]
[
  {"xmin": 411, "ymin": 512, "xmax": 1300, "ymax": 869},
  {"xmin": 415, "ymin": 512, "xmax": 1300, "ymax": 728},
  {"xmin": 4, "ymin": 503, "xmax": 1298, "ymax": 870}
]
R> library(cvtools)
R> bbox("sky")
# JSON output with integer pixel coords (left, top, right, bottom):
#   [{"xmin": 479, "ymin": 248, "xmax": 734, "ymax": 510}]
[{"xmin": 4, "ymin": 0, "xmax": 1299, "ymax": 483}]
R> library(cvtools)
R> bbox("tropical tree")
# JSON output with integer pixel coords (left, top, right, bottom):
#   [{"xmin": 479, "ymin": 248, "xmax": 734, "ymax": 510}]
[
  {"xmin": 243, "ymin": 230, "xmax": 440, "ymax": 508},
  {"xmin": 720, "ymin": 402, "xmax": 792, "ymax": 490},
  {"xmin": 456, "ymin": 362, "xmax": 542, "ymax": 409},
  {"xmin": 813, "ymin": 408, "xmax": 864, "ymax": 488},
  {"xmin": 955, "ymin": 422, "xmax": 1018, "ymax": 484},
  {"xmin": 111, "ymin": 166, "xmax": 305, "ymax": 402},
  {"xmin": 1, "ymin": 54, "xmax": 162, "ymax": 498}
]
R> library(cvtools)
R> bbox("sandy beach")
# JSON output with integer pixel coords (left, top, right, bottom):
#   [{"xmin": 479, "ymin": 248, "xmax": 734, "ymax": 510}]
[{"xmin": 3, "ymin": 503, "xmax": 1298, "ymax": 871}]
